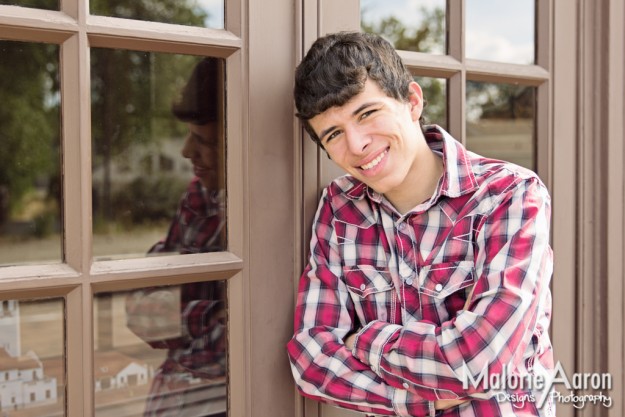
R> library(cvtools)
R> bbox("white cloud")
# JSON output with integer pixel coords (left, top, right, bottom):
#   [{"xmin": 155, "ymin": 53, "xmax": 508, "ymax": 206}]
[{"xmin": 466, "ymin": 30, "xmax": 533, "ymax": 64}]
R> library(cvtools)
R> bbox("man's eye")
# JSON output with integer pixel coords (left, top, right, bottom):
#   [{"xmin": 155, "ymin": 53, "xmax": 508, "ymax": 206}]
[
  {"xmin": 360, "ymin": 109, "xmax": 376, "ymax": 120},
  {"xmin": 325, "ymin": 130, "xmax": 341, "ymax": 142}
]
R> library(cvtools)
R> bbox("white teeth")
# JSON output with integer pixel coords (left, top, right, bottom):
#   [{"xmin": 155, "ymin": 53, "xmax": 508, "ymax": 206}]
[{"xmin": 360, "ymin": 150, "xmax": 387, "ymax": 170}]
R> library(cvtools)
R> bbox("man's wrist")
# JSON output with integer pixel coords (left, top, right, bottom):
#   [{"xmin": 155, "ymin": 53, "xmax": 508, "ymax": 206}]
[{"xmin": 344, "ymin": 330, "xmax": 358, "ymax": 350}]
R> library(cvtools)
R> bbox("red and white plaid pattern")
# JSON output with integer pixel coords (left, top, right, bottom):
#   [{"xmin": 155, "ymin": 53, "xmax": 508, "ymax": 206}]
[{"xmin": 287, "ymin": 126, "xmax": 555, "ymax": 416}]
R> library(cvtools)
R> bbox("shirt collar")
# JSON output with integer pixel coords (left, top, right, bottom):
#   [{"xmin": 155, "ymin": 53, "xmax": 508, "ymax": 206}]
[
  {"xmin": 343, "ymin": 125, "xmax": 478, "ymax": 201},
  {"xmin": 424, "ymin": 125, "xmax": 478, "ymax": 198}
]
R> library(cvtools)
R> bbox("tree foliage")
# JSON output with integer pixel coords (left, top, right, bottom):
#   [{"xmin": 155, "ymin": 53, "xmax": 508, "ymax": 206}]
[
  {"xmin": 0, "ymin": 40, "xmax": 60, "ymax": 224},
  {"xmin": 0, "ymin": 0, "xmax": 211, "ymax": 227}
]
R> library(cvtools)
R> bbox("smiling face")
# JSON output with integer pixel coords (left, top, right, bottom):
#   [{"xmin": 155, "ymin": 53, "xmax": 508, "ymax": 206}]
[
  {"xmin": 309, "ymin": 79, "xmax": 435, "ymax": 208},
  {"xmin": 181, "ymin": 121, "xmax": 223, "ymax": 190}
]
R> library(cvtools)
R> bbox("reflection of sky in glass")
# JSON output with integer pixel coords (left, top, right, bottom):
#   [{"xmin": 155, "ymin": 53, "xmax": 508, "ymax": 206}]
[
  {"xmin": 197, "ymin": 0, "xmax": 224, "ymax": 29},
  {"xmin": 362, "ymin": 0, "xmax": 535, "ymax": 64},
  {"xmin": 466, "ymin": 0, "xmax": 534, "ymax": 64},
  {"xmin": 361, "ymin": 0, "xmax": 446, "ymax": 54}
]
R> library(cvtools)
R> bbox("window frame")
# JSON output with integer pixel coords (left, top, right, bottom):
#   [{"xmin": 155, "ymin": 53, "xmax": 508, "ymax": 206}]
[{"xmin": 0, "ymin": 1, "xmax": 247, "ymax": 416}]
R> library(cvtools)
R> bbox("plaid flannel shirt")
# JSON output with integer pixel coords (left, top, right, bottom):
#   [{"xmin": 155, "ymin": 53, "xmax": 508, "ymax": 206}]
[
  {"xmin": 287, "ymin": 126, "xmax": 555, "ymax": 417},
  {"xmin": 125, "ymin": 178, "xmax": 227, "ymax": 416},
  {"xmin": 149, "ymin": 177, "xmax": 225, "ymax": 254}
]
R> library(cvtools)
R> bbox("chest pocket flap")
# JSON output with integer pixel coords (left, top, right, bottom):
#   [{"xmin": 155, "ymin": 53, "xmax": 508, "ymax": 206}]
[
  {"xmin": 343, "ymin": 266, "xmax": 393, "ymax": 298},
  {"xmin": 419, "ymin": 261, "xmax": 475, "ymax": 299}
]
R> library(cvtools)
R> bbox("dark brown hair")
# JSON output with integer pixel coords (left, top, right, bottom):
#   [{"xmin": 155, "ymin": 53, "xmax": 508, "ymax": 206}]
[
  {"xmin": 172, "ymin": 57, "xmax": 221, "ymax": 125},
  {"xmin": 294, "ymin": 31, "xmax": 414, "ymax": 146}
]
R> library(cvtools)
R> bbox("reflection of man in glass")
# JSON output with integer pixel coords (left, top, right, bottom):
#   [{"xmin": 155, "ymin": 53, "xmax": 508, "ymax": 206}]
[
  {"xmin": 151, "ymin": 57, "xmax": 226, "ymax": 254},
  {"xmin": 126, "ymin": 57, "xmax": 227, "ymax": 417}
]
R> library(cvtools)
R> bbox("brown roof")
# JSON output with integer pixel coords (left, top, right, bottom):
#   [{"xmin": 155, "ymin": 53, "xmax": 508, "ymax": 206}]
[
  {"xmin": 93, "ymin": 351, "xmax": 147, "ymax": 379},
  {"xmin": 0, "ymin": 348, "xmax": 41, "ymax": 372}
]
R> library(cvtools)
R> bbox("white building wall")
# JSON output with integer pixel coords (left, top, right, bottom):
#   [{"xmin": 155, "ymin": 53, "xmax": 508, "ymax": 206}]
[
  {"xmin": 0, "ymin": 300, "xmax": 21, "ymax": 357},
  {"xmin": 0, "ymin": 379, "xmax": 24, "ymax": 410}
]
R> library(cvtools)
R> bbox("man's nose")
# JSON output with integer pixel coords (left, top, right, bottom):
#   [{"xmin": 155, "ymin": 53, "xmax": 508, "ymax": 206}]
[
  {"xmin": 181, "ymin": 136, "xmax": 195, "ymax": 159},
  {"xmin": 345, "ymin": 126, "xmax": 371, "ymax": 155}
]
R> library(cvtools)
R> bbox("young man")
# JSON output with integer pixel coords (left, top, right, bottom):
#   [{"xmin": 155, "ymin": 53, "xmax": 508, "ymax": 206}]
[{"xmin": 287, "ymin": 32, "xmax": 555, "ymax": 417}]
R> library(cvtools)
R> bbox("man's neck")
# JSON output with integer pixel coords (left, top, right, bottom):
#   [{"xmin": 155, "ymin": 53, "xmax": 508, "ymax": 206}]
[{"xmin": 384, "ymin": 146, "xmax": 444, "ymax": 215}]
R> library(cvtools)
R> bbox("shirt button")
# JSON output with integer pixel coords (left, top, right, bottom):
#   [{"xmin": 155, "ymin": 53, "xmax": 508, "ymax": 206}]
[
  {"xmin": 360, "ymin": 284, "xmax": 366, "ymax": 291},
  {"xmin": 435, "ymin": 283, "xmax": 443, "ymax": 292},
  {"xmin": 402, "ymin": 382, "xmax": 410, "ymax": 389},
  {"xmin": 405, "ymin": 278, "xmax": 413, "ymax": 286},
  {"xmin": 398, "ymin": 223, "xmax": 407, "ymax": 231}
]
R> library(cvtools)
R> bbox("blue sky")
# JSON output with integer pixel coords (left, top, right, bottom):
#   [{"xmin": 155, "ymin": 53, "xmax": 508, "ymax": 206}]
[{"xmin": 196, "ymin": 0, "xmax": 224, "ymax": 29}]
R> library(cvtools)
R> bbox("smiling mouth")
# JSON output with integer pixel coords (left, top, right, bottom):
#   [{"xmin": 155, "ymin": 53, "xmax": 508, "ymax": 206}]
[
  {"xmin": 360, "ymin": 149, "xmax": 388, "ymax": 171},
  {"xmin": 194, "ymin": 165, "xmax": 213, "ymax": 175}
]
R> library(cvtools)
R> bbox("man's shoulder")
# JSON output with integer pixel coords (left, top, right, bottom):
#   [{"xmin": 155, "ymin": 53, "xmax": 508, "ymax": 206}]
[{"xmin": 468, "ymin": 151, "xmax": 550, "ymax": 201}]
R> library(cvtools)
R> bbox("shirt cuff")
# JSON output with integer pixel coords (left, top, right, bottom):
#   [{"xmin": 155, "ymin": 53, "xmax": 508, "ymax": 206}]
[
  {"xmin": 390, "ymin": 386, "xmax": 432, "ymax": 417},
  {"xmin": 352, "ymin": 320, "xmax": 402, "ymax": 375}
]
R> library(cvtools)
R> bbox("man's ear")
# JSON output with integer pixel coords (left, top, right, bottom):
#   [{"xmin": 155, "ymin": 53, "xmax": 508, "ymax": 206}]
[{"xmin": 408, "ymin": 81, "xmax": 424, "ymax": 121}]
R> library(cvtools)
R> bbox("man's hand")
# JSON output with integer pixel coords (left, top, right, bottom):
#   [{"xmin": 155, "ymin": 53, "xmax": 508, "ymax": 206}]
[
  {"xmin": 344, "ymin": 330, "xmax": 469, "ymax": 411},
  {"xmin": 126, "ymin": 289, "xmax": 182, "ymax": 341},
  {"xmin": 434, "ymin": 398, "xmax": 469, "ymax": 410}
]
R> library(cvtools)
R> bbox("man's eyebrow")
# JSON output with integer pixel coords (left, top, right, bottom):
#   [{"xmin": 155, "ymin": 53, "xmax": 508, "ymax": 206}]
[
  {"xmin": 318, "ymin": 101, "xmax": 380, "ymax": 142},
  {"xmin": 319, "ymin": 125, "xmax": 338, "ymax": 142},
  {"xmin": 352, "ymin": 101, "xmax": 378, "ymax": 116}
]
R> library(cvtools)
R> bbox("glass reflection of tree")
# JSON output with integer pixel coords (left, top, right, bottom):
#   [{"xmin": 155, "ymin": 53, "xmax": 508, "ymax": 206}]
[
  {"xmin": 0, "ymin": 0, "xmax": 57, "ymax": 10},
  {"xmin": 90, "ymin": 0, "xmax": 208, "ymax": 26},
  {"xmin": 466, "ymin": 82, "xmax": 535, "ymax": 171},
  {"xmin": 0, "ymin": 0, "xmax": 213, "ymax": 239},
  {"xmin": 467, "ymin": 83, "xmax": 534, "ymax": 121},
  {"xmin": 361, "ymin": 6, "xmax": 444, "ymax": 53},
  {"xmin": 0, "ymin": 40, "xmax": 60, "ymax": 236},
  {"xmin": 90, "ymin": 0, "xmax": 211, "ymax": 225}
]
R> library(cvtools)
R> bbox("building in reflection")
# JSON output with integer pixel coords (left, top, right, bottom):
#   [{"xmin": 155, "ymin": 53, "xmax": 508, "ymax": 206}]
[
  {"xmin": 0, "ymin": 300, "xmax": 57, "ymax": 411},
  {"xmin": 94, "ymin": 351, "xmax": 149, "ymax": 392}
]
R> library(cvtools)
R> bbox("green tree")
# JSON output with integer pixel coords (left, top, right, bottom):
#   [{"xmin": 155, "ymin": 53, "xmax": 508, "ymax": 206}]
[{"xmin": 0, "ymin": 40, "xmax": 60, "ymax": 225}]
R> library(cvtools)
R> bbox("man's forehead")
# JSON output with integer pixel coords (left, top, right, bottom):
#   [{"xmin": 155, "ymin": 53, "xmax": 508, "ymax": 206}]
[{"xmin": 311, "ymin": 81, "xmax": 388, "ymax": 124}]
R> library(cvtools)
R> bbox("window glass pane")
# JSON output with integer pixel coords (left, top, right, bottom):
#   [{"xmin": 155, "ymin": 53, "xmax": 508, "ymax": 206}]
[
  {"xmin": 361, "ymin": 0, "xmax": 446, "ymax": 54},
  {"xmin": 466, "ymin": 81, "xmax": 535, "ymax": 171},
  {"xmin": 466, "ymin": 0, "xmax": 535, "ymax": 64},
  {"xmin": 0, "ymin": 41, "xmax": 62, "ymax": 267},
  {"xmin": 94, "ymin": 281, "xmax": 227, "ymax": 417},
  {"xmin": 415, "ymin": 76, "xmax": 447, "ymax": 130},
  {"xmin": 91, "ymin": 51, "xmax": 227, "ymax": 260},
  {"xmin": 90, "ymin": 0, "xmax": 225, "ymax": 30},
  {"xmin": 0, "ymin": 0, "xmax": 57, "ymax": 10},
  {"xmin": 0, "ymin": 298, "xmax": 65, "ymax": 416}
]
